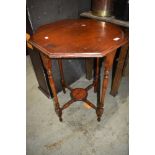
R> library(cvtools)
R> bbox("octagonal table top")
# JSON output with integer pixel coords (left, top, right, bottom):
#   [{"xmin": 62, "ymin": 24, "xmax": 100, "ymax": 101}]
[{"xmin": 29, "ymin": 19, "xmax": 128, "ymax": 58}]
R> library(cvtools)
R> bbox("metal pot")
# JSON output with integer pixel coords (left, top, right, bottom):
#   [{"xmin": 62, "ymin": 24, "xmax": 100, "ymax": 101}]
[{"xmin": 91, "ymin": 0, "xmax": 113, "ymax": 17}]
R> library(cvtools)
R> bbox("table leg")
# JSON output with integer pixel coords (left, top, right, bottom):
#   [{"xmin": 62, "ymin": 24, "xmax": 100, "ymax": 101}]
[
  {"xmin": 110, "ymin": 43, "xmax": 129, "ymax": 97},
  {"xmin": 96, "ymin": 50, "xmax": 116, "ymax": 121},
  {"xmin": 122, "ymin": 51, "xmax": 129, "ymax": 76},
  {"xmin": 40, "ymin": 53, "xmax": 62, "ymax": 122},
  {"xmin": 94, "ymin": 58, "xmax": 100, "ymax": 92},
  {"xmin": 96, "ymin": 58, "xmax": 101, "ymax": 114},
  {"xmin": 58, "ymin": 59, "xmax": 66, "ymax": 93}
]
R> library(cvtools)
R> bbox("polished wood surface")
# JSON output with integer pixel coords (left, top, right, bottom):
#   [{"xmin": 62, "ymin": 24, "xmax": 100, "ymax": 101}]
[
  {"xmin": 40, "ymin": 53, "xmax": 62, "ymax": 121},
  {"xmin": 58, "ymin": 59, "xmax": 66, "ymax": 93},
  {"xmin": 97, "ymin": 49, "xmax": 116, "ymax": 121},
  {"xmin": 29, "ymin": 19, "xmax": 127, "ymax": 58},
  {"xmin": 30, "ymin": 19, "xmax": 128, "ymax": 122},
  {"xmin": 94, "ymin": 58, "xmax": 100, "ymax": 92},
  {"xmin": 110, "ymin": 43, "xmax": 129, "ymax": 96}
]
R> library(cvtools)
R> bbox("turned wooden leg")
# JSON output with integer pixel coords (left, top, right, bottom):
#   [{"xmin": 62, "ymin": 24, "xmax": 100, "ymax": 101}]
[
  {"xmin": 94, "ymin": 58, "xmax": 100, "ymax": 92},
  {"xmin": 58, "ymin": 59, "xmax": 66, "ymax": 93},
  {"xmin": 96, "ymin": 59, "xmax": 102, "ymax": 114},
  {"xmin": 110, "ymin": 43, "xmax": 129, "ymax": 97},
  {"xmin": 40, "ymin": 53, "xmax": 62, "ymax": 122},
  {"xmin": 96, "ymin": 50, "xmax": 117, "ymax": 121}
]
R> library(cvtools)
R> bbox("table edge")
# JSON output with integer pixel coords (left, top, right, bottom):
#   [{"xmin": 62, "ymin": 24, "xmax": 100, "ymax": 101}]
[{"xmin": 28, "ymin": 39, "xmax": 128, "ymax": 58}]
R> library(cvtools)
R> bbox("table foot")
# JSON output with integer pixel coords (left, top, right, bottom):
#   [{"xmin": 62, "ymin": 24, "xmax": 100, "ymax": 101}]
[
  {"xmin": 62, "ymin": 86, "xmax": 66, "ymax": 94},
  {"xmin": 59, "ymin": 117, "xmax": 63, "ymax": 122},
  {"xmin": 96, "ymin": 107, "xmax": 104, "ymax": 122},
  {"xmin": 110, "ymin": 91, "xmax": 118, "ymax": 97},
  {"xmin": 97, "ymin": 117, "xmax": 101, "ymax": 122},
  {"xmin": 55, "ymin": 107, "xmax": 63, "ymax": 121}
]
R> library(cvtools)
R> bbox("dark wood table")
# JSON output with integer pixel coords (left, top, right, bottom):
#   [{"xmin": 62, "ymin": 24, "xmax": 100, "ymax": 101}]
[
  {"xmin": 29, "ymin": 19, "xmax": 128, "ymax": 122},
  {"xmin": 80, "ymin": 11, "xmax": 129, "ymax": 96}
]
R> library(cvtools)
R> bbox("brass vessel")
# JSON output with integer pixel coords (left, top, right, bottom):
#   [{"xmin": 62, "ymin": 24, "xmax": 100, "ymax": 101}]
[{"xmin": 92, "ymin": 0, "xmax": 113, "ymax": 17}]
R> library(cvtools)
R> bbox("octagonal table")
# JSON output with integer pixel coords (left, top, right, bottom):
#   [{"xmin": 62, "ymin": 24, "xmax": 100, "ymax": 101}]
[{"xmin": 29, "ymin": 19, "xmax": 128, "ymax": 122}]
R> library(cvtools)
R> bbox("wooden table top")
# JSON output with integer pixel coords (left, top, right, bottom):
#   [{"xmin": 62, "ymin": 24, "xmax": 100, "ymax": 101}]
[{"xmin": 29, "ymin": 19, "xmax": 128, "ymax": 58}]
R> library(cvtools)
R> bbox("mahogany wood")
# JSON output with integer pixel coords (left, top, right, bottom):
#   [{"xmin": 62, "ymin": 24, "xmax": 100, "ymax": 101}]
[
  {"xmin": 29, "ymin": 19, "xmax": 128, "ymax": 122},
  {"xmin": 96, "ymin": 58, "xmax": 102, "ymax": 115},
  {"xmin": 85, "ymin": 83, "xmax": 94, "ymax": 91},
  {"xmin": 40, "ymin": 53, "xmax": 62, "ymax": 121},
  {"xmin": 110, "ymin": 43, "xmax": 129, "ymax": 96},
  {"xmin": 71, "ymin": 88, "xmax": 88, "ymax": 101},
  {"xmin": 58, "ymin": 59, "xmax": 66, "ymax": 93},
  {"xmin": 61, "ymin": 99, "xmax": 75, "ymax": 111},
  {"xmin": 29, "ymin": 19, "xmax": 127, "ymax": 58},
  {"xmin": 94, "ymin": 58, "xmax": 100, "ymax": 92},
  {"xmin": 122, "ymin": 50, "xmax": 129, "ymax": 76},
  {"xmin": 97, "ymin": 50, "xmax": 117, "ymax": 121},
  {"xmin": 84, "ymin": 99, "xmax": 97, "ymax": 110}
]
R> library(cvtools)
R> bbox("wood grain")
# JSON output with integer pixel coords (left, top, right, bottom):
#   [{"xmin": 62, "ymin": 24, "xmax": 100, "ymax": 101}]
[
  {"xmin": 29, "ymin": 19, "xmax": 128, "ymax": 58},
  {"xmin": 29, "ymin": 19, "xmax": 128, "ymax": 122}
]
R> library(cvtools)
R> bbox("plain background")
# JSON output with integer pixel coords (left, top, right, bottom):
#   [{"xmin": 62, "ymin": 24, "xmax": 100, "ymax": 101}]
[{"xmin": 0, "ymin": 0, "xmax": 155, "ymax": 155}]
